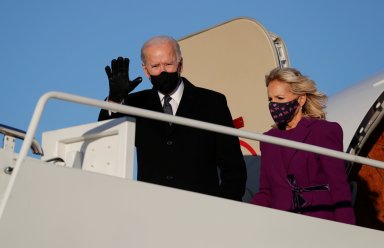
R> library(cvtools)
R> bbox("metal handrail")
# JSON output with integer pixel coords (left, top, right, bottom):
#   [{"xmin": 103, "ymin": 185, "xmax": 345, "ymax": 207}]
[
  {"xmin": 0, "ymin": 123, "xmax": 44, "ymax": 155},
  {"xmin": 14, "ymin": 91, "xmax": 384, "ymax": 170},
  {"xmin": 1, "ymin": 91, "xmax": 383, "ymax": 217}
]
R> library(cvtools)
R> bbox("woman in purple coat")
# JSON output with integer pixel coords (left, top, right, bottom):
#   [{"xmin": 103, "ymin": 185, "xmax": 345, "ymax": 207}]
[{"xmin": 251, "ymin": 67, "xmax": 355, "ymax": 224}]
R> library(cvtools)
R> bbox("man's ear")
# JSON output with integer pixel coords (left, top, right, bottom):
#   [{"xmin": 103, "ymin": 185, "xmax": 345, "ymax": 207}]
[
  {"xmin": 178, "ymin": 58, "xmax": 183, "ymax": 73},
  {"xmin": 142, "ymin": 63, "xmax": 150, "ymax": 78}
]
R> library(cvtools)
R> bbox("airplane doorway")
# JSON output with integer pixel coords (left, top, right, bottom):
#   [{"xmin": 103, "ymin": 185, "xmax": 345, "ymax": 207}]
[{"xmin": 348, "ymin": 116, "xmax": 384, "ymax": 230}]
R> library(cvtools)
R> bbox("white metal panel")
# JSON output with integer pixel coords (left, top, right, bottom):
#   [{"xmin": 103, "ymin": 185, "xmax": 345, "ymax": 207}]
[
  {"xmin": 0, "ymin": 160, "xmax": 383, "ymax": 248},
  {"xmin": 41, "ymin": 117, "xmax": 136, "ymax": 179},
  {"xmin": 0, "ymin": 149, "xmax": 41, "ymax": 206}
]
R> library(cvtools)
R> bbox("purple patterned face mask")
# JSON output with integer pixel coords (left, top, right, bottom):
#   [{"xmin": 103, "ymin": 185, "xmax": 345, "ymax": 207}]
[{"xmin": 268, "ymin": 98, "xmax": 299, "ymax": 130}]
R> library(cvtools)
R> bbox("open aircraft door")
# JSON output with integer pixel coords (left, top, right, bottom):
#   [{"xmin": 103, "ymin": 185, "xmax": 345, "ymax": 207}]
[
  {"xmin": 327, "ymin": 71, "xmax": 384, "ymax": 230},
  {"xmin": 178, "ymin": 17, "xmax": 290, "ymax": 201}
]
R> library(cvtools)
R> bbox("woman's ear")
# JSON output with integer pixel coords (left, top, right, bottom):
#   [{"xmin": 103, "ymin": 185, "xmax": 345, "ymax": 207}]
[{"xmin": 299, "ymin": 95, "xmax": 307, "ymax": 107}]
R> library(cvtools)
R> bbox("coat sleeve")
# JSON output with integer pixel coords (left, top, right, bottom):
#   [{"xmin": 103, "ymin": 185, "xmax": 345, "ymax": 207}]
[
  {"xmin": 251, "ymin": 141, "xmax": 271, "ymax": 207},
  {"xmin": 314, "ymin": 121, "xmax": 355, "ymax": 224},
  {"xmin": 213, "ymin": 93, "xmax": 247, "ymax": 201},
  {"xmin": 98, "ymin": 97, "xmax": 128, "ymax": 121}
]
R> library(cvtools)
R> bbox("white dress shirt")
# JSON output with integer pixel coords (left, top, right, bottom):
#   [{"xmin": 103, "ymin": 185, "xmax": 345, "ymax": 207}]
[
  {"xmin": 158, "ymin": 80, "xmax": 184, "ymax": 116},
  {"xmin": 108, "ymin": 80, "xmax": 185, "ymax": 116}
]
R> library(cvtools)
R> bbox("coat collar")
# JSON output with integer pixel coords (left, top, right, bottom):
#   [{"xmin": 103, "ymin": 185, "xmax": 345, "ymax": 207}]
[
  {"xmin": 146, "ymin": 77, "xmax": 196, "ymax": 114},
  {"xmin": 173, "ymin": 77, "xmax": 196, "ymax": 117},
  {"xmin": 145, "ymin": 77, "xmax": 196, "ymax": 133},
  {"xmin": 269, "ymin": 118, "xmax": 318, "ymax": 171}
]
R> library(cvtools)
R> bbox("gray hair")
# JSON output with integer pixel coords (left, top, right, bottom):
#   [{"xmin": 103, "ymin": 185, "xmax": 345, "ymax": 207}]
[{"xmin": 140, "ymin": 35, "xmax": 182, "ymax": 64}]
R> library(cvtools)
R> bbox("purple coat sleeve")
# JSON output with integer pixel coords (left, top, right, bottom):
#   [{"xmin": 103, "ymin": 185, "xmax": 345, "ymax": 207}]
[{"xmin": 312, "ymin": 121, "xmax": 355, "ymax": 224}]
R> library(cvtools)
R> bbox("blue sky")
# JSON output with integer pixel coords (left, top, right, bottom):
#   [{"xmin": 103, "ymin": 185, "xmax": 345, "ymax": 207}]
[{"xmin": 1, "ymin": 0, "xmax": 384, "ymax": 152}]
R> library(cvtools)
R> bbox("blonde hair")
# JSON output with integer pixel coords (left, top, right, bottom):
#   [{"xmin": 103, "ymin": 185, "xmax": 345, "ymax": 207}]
[{"xmin": 265, "ymin": 67, "xmax": 327, "ymax": 119}]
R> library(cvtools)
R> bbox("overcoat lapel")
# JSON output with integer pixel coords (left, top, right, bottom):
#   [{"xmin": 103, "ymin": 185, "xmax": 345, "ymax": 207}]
[
  {"xmin": 146, "ymin": 88, "xmax": 163, "ymax": 112},
  {"xmin": 163, "ymin": 79, "xmax": 197, "ymax": 135},
  {"xmin": 282, "ymin": 118, "xmax": 314, "ymax": 171},
  {"xmin": 175, "ymin": 79, "xmax": 196, "ymax": 118}
]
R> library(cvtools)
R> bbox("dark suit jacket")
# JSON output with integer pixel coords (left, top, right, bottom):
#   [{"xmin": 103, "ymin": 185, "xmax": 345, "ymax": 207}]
[
  {"xmin": 252, "ymin": 118, "xmax": 355, "ymax": 224},
  {"xmin": 99, "ymin": 78, "xmax": 247, "ymax": 201}
]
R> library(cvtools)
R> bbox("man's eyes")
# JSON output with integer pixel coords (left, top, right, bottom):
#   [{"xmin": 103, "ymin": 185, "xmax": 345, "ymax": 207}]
[{"xmin": 151, "ymin": 63, "xmax": 175, "ymax": 68}]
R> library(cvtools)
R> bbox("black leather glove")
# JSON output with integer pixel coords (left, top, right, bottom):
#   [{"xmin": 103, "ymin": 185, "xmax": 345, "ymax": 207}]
[{"xmin": 105, "ymin": 57, "xmax": 142, "ymax": 102}]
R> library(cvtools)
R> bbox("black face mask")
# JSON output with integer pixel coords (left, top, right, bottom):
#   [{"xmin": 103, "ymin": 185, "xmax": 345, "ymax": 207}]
[
  {"xmin": 150, "ymin": 71, "xmax": 180, "ymax": 95},
  {"xmin": 268, "ymin": 98, "xmax": 299, "ymax": 130}
]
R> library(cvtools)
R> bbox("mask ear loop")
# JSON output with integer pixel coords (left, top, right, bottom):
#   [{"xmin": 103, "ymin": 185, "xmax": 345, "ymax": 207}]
[
  {"xmin": 297, "ymin": 96, "xmax": 305, "ymax": 107},
  {"xmin": 297, "ymin": 96, "xmax": 307, "ymax": 116}
]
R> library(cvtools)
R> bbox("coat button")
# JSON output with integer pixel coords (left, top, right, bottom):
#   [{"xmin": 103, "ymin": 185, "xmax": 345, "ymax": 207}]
[
  {"xmin": 166, "ymin": 175, "xmax": 174, "ymax": 180},
  {"xmin": 166, "ymin": 140, "xmax": 173, "ymax": 145}
]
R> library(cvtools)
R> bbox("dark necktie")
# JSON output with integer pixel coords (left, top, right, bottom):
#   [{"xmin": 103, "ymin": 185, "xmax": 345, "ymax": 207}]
[{"xmin": 163, "ymin": 95, "xmax": 173, "ymax": 115}]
